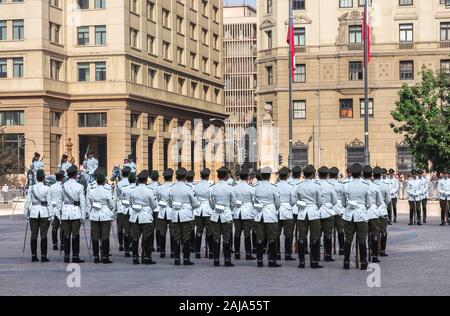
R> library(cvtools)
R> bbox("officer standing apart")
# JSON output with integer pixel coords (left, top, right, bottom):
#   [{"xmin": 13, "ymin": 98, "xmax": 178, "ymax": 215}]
[
  {"xmin": 341, "ymin": 163, "xmax": 372, "ymax": 270},
  {"xmin": 418, "ymin": 170, "xmax": 429, "ymax": 224},
  {"xmin": 388, "ymin": 169, "xmax": 400, "ymax": 223},
  {"xmin": 168, "ymin": 168, "xmax": 199, "ymax": 266},
  {"xmin": 233, "ymin": 167, "xmax": 257, "ymax": 260},
  {"xmin": 86, "ymin": 171, "xmax": 115, "ymax": 264},
  {"xmin": 193, "ymin": 168, "xmax": 214, "ymax": 259},
  {"xmin": 209, "ymin": 167, "xmax": 236, "ymax": 267},
  {"xmin": 294, "ymin": 165, "xmax": 322, "ymax": 269},
  {"xmin": 49, "ymin": 171, "xmax": 65, "ymax": 251},
  {"xmin": 60, "ymin": 165, "xmax": 86, "ymax": 263},
  {"xmin": 438, "ymin": 170, "xmax": 450, "ymax": 225},
  {"xmin": 114, "ymin": 166, "xmax": 131, "ymax": 251},
  {"xmin": 328, "ymin": 167, "xmax": 345, "ymax": 255},
  {"xmin": 129, "ymin": 170, "xmax": 158, "ymax": 265},
  {"xmin": 156, "ymin": 169, "xmax": 175, "ymax": 258},
  {"xmin": 253, "ymin": 167, "xmax": 281, "ymax": 268},
  {"xmin": 275, "ymin": 167, "xmax": 296, "ymax": 261},
  {"xmin": 407, "ymin": 170, "xmax": 422, "ymax": 225},
  {"xmin": 24, "ymin": 169, "xmax": 52, "ymax": 262}
]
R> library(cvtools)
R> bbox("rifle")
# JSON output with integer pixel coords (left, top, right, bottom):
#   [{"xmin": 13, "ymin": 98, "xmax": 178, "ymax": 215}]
[
  {"xmin": 22, "ymin": 219, "xmax": 29, "ymax": 253},
  {"xmin": 81, "ymin": 222, "xmax": 91, "ymax": 257},
  {"xmin": 355, "ymin": 238, "xmax": 359, "ymax": 269},
  {"xmin": 333, "ymin": 225, "xmax": 337, "ymax": 255}
]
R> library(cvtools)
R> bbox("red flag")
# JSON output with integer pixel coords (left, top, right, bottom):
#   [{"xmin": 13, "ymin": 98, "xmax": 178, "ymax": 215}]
[
  {"xmin": 362, "ymin": 10, "xmax": 371, "ymax": 63},
  {"xmin": 286, "ymin": 15, "xmax": 296, "ymax": 79}
]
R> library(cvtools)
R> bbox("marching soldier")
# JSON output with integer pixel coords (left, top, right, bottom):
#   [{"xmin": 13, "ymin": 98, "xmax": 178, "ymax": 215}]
[
  {"xmin": 318, "ymin": 166, "xmax": 338, "ymax": 262},
  {"xmin": 156, "ymin": 168, "xmax": 175, "ymax": 258},
  {"xmin": 438, "ymin": 170, "xmax": 450, "ymax": 225},
  {"xmin": 407, "ymin": 170, "xmax": 423, "ymax": 225},
  {"xmin": 418, "ymin": 170, "xmax": 429, "ymax": 224},
  {"xmin": 289, "ymin": 166, "xmax": 304, "ymax": 254},
  {"xmin": 86, "ymin": 172, "xmax": 115, "ymax": 264},
  {"xmin": 342, "ymin": 163, "xmax": 372, "ymax": 270},
  {"xmin": 129, "ymin": 170, "xmax": 158, "ymax": 265},
  {"xmin": 58, "ymin": 154, "xmax": 72, "ymax": 177},
  {"xmin": 209, "ymin": 167, "xmax": 236, "ymax": 267},
  {"xmin": 148, "ymin": 170, "xmax": 161, "ymax": 253},
  {"xmin": 24, "ymin": 169, "xmax": 52, "ymax": 262},
  {"xmin": 168, "ymin": 168, "xmax": 199, "ymax": 265},
  {"xmin": 123, "ymin": 155, "xmax": 137, "ymax": 173},
  {"xmin": 373, "ymin": 167, "xmax": 391, "ymax": 257},
  {"xmin": 362, "ymin": 166, "xmax": 382, "ymax": 263},
  {"xmin": 49, "ymin": 171, "xmax": 65, "ymax": 251},
  {"xmin": 115, "ymin": 166, "xmax": 131, "ymax": 251},
  {"xmin": 233, "ymin": 167, "xmax": 257, "ymax": 260},
  {"xmin": 294, "ymin": 165, "xmax": 322, "ymax": 269},
  {"xmin": 117, "ymin": 172, "xmax": 136, "ymax": 257},
  {"xmin": 275, "ymin": 167, "xmax": 296, "ymax": 261},
  {"xmin": 253, "ymin": 167, "xmax": 281, "ymax": 268},
  {"xmin": 328, "ymin": 167, "xmax": 345, "ymax": 255},
  {"xmin": 83, "ymin": 151, "xmax": 99, "ymax": 177},
  {"xmin": 186, "ymin": 170, "xmax": 196, "ymax": 253},
  {"xmin": 387, "ymin": 169, "xmax": 400, "ymax": 223},
  {"xmin": 193, "ymin": 168, "xmax": 214, "ymax": 259},
  {"xmin": 60, "ymin": 165, "xmax": 86, "ymax": 263}
]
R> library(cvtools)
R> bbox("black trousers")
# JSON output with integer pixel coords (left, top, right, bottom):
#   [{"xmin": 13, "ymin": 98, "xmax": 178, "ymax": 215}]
[
  {"xmin": 391, "ymin": 198, "xmax": 398, "ymax": 220},
  {"xmin": 409, "ymin": 201, "xmax": 421, "ymax": 222},
  {"xmin": 440, "ymin": 199, "xmax": 449, "ymax": 223}
]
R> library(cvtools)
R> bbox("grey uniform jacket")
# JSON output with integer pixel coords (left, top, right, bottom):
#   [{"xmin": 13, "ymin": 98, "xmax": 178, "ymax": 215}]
[
  {"xmin": 61, "ymin": 178, "xmax": 86, "ymax": 220},
  {"xmin": 48, "ymin": 181, "xmax": 64, "ymax": 219},
  {"xmin": 373, "ymin": 179, "xmax": 391, "ymax": 217},
  {"xmin": 119, "ymin": 183, "xmax": 136, "ymax": 215},
  {"xmin": 253, "ymin": 181, "xmax": 280, "ymax": 223},
  {"xmin": 194, "ymin": 180, "xmax": 213, "ymax": 217},
  {"xmin": 156, "ymin": 182, "xmax": 173, "ymax": 220},
  {"xmin": 406, "ymin": 178, "xmax": 423, "ymax": 202},
  {"xmin": 342, "ymin": 179, "xmax": 372, "ymax": 222},
  {"xmin": 276, "ymin": 180, "xmax": 296, "ymax": 220},
  {"xmin": 129, "ymin": 184, "xmax": 157, "ymax": 224},
  {"xmin": 115, "ymin": 178, "xmax": 130, "ymax": 214},
  {"xmin": 363, "ymin": 179, "xmax": 383, "ymax": 219},
  {"xmin": 233, "ymin": 180, "xmax": 256, "ymax": 220},
  {"xmin": 87, "ymin": 185, "xmax": 115, "ymax": 221},
  {"xmin": 168, "ymin": 181, "xmax": 199, "ymax": 223},
  {"xmin": 209, "ymin": 180, "xmax": 236, "ymax": 223},
  {"xmin": 84, "ymin": 158, "xmax": 98, "ymax": 176},
  {"xmin": 328, "ymin": 179, "xmax": 345, "ymax": 215},
  {"xmin": 318, "ymin": 179, "xmax": 338, "ymax": 219},
  {"xmin": 24, "ymin": 182, "xmax": 51, "ymax": 219},
  {"xmin": 438, "ymin": 178, "xmax": 450, "ymax": 200},
  {"xmin": 294, "ymin": 179, "xmax": 322, "ymax": 221}
]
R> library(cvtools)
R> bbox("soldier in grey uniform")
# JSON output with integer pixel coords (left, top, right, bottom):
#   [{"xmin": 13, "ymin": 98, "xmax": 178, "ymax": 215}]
[
  {"xmin": 86, "ymin": 172, "xmax": 115, "ymax": 264},
  {"xmin": 373, "ymin": 166, "xmax": 391, "ymax": 257},
  {"xmin": 294, "ymin": 165, "xmax": 322, "ymax": 269},
  {"xmin": 115, "ymin": 166, "xmax": 131, "ymax": 251},
  {"xmin": 83, "ymin": 151, "xmax": 99, "ymax": 177},
  {"xmin": 30, "ymin": 152, "xmax": 45, "ymax": 173},
  {"xmin": 388, "ymin": 168, "xmax": 400, "ymax": 223},
  {"xmin": 123, "ymin": 155, "xmax": 137, "ymax": 174},
  {"xmin": 233, "ymin": 167, "xmax": 257, "ymax": 260},
  {"xmin": 253, "ymin": 167, "xmax": 281, "ymax": 268},
  {"xmin": 148, "ymin": 170, "xmax": 161, "ymax": 253},
  {"xmin": 49, "ymin": 171, "xmax": 65, "ymax": 251},
  {"xmin": 186, "ymin": 170, "xmax": 196, "ymax": 253},
  {"xmin": 275, "ymin": 167, "xmax": 296, "ymax": 261},
  {"xmin": 24, "ymin": 169, "xmax": 52, "ymax": 262},
  {"xmin": 129, "ymin": 170, "xmax": 158, "ymax": 265},
  {"xmin": 156, "ymin": 169, "xmax": 175, "ymax": 258},
  {"xmin": 168, "ymin": 167, "xmax": 199, "ymax": 265},
  {"xmin": 362, "ymin": 166, "xmax": 382, "ymax": 263},
  {"xmin": 341, "ymin": 163, "xmax": 372, "ymax": 270},
  {"xmin": 60, "ymin": 165, "xmax": 86, "ymax": 263},
  {"xmin": 209, "ymin": 167, "xmax": 236, "ymax": 267},
  {"xmin": 418, "ymin": 170, "xmax": 429, "ymax": 223},
  {"xmin": 193, "ymin": 168, "xmax": 214, "ymax": 259},
  {"xmin": 58, "ymin": 154, "xmax": 72, "ymax": 178},
  {"xmin": 407, "ymin": 169, "xmax": 423, "ymax": 225},
  {"xmin": 289, "ymin": 166, "xmax": 303, "ymax": 254},
  {"xmin": 328, "ymin": 167, "xmax": 345, "ymax": 255},
  {"xmin": 318, "ymin": 166, "xmax": 338, "ymax": 262},
  {"xmin": 250, "ymin": 169, "xmax": 260, "ymax": 254},
  {"xmin": 118, "ymin": 172, "xmax": 136, "ymax": 257},
  {"xmin": 438, "ymin": 170, "xmax": 450, "ymax": 225}
]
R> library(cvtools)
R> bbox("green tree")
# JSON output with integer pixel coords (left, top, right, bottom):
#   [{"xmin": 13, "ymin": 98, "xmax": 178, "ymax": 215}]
[
  {"xmin": 390, "ymin": 67, "xmax": 450, "ymax": 172},
  {"xmin": 0, "ymin": 128, "xmax": 19, "ymax": 179}
]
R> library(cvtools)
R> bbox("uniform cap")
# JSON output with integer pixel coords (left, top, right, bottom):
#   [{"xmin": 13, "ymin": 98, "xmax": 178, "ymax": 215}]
[
  {"xmin": 36, "ymin": 169, "xmax": 45, "ymax": 179},
  {"xmin": 303, "ymin": 165, "xmax": 316, "ymax": 175},
  {"xmin": 381, "ymin": 168, "xmax": 388, "ymax": 174},
  {"xmin": 67, "ymin": 165, "xmax": 78, "ymax": 175},
  {"xmin": 260, "ymin": 166, "xmax": 272, "ymax": 174},
  {"xmin": 411, "ymin": 169, "xmax": 417, "ymax": 174},
  {"xmin": 55, "ymin": 170, "xmax": 65, "ymax": 177},
  {"xmin": 350, "ymin": 163, "xmax": 362, "ymax": 174},
  {"xmin": 292, "ymin": 166, "xmax": 302, "ymax": 174},
  {"xmin": 329, "ymin": 167, "xmax": 339, "ymax": 176},
  {"xmin": 186, "ymin": 170, "xmax": 195, "ymax": 178},
  {"xmin": 278, "ymin": 167, "xmax": 291, "ymax": 176},
  {"xmin": 150, "ymin": 170, "xmax": 160, "ymax": 178},
  {"xmin": 34, "ymin": 152, "xmax": 40, "ymax": 157},
  {"xmin": 373, "ymin": 166, "xmax": 383, "ymax": 176},
  {"xmin": 239, "ymin": 167, "xmax": 250, "ymax": 177},
  {"xmin": 163, "ymin": 168, "xmax": 174, "ymax": 177},
  {"xmin": 128, "ymin": 172, "xmax": 136, "ymax": 182},
  {"xmin": 176, "ymin": 167, "xmax": 187, "ymax": 177},
  {"xmin": 363, "ymin": 165, "xmax": 373, "ymax": 174},
  {"xmin": 137, "ymin": 170, "xmax": 149, "ymax": 180},
  {"xmin": 389, "ymin": 168, "xmax": 395, "ymax": 174},
  {"xmin": 318, "ymin": 166, "xmax": 329, "ymax": 175},
  {"xmin": 96, "ymin": 173, "xmax": 106, "ymax": 183},
  {"xmin": 200, "ymin": 168, "xmax": 211, "ymax": 177},
  {"xmin": 122, "ymin": 166, "xmax": 131, "ymax": 174}
]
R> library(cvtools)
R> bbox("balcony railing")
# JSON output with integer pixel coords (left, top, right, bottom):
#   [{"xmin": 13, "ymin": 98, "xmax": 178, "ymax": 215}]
[
  {"xmin": 399, "ymin": 43, "xmax": 414, "ymax": 49},
  {"xmin": 440, "ymin": 41, "xmax": 450, "ymax": 48},
  {"xmin": 347, "ymin": 44, "xmax": 363, "ymax": 51},
  {"xmin": 295, "ymin": 46, "xmax": 306, "ymax": 53}
]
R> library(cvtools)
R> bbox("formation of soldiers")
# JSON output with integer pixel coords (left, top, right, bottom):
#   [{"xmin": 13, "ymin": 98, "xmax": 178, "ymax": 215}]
[{"xmin": 23, "ymin": 152, "xmax": 450, "ymax": 270}]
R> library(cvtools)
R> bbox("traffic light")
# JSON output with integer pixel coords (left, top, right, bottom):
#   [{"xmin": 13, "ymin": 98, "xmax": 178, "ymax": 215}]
[{"xmin": 278, "ymin": 154, "xmax": 283, "ymax": 165}]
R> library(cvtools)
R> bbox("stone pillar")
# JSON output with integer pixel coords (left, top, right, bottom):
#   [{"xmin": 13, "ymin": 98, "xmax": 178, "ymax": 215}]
[{"xmin": 153, "ymin": 116, "xmax": 164, "ymax": 174}]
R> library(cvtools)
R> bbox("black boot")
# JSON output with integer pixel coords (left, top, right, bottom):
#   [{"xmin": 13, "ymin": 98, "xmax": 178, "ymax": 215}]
[
  {"xmin": 343, "ymin": 241, "xmax": 352, "ymax": 270},
  {"xmin": 190, "ymin": 230, "xmax": 195, "ymax": 253},
  {"xmin": 284, "ymin": 236, "xmax": 295, "ymax": 260},
  {"xmin": 338, "ymin": 233, "xmax": 345, "ymax": 255},
  {"xmin": 252, "ymin": 231, "xmax": 257, "ymax": 254},
  {"xmin": 297, "ymin": 239, "xmax": 305, "ymax": 268},
  {"xmin": 101, "ymin": 239, "xmax": 113, "ymax": 264},
  {"xmin": 170, "ymin": 236, "xmax": 176, "ymax": 259},
  {"xmin": 224, "ymin": 240, "xmax": 234, "ymax": 267},
  {"xmin": 150, "ymin": 233, "xmax": 155, "ymax": 252},
  {"xmin": 64, "ymin": 235, "xmax": 71, "ymax": 263},
  {"xmin": 275, "ymin": 236, "xmax": 281, "ymax": 261},
  {"xmin": 268, "ymin": 240, "xmax": 281, "ymax": 267},
  {"xmin": 132, "ymin": 239, "xmax": 140, "ymax": 264},
  {"xmin": 358, "ymin": 240, "xmax": 368, "ymax": 270},
  {"xmin": 256, "ymin": 240, "xmax": 263, "ymax": 267},
  {"xmin": 124, "ymin": 234, "xmax": 131, "ymax": 257},
  {"xmin": 174, "ymin": 240, "xmax": 181, "ymax": 265},
  {"xmin": 305, "ymin": 239, "xmax": 309, "ymax": 255},
  {"xmin": 52, "ymin": 230, "xmax": 59, "ymax": 250},
  {"xmin": 207, "ymin": 235, "xmax": 214, "ymax": 259},
  {"xmin": 380, "ymin": 232, "xmax": 388, "ymax": 257},
  {"xmin": 310, "ymin": 239, "xmax": 323, "ymax": 269},
  {"xmin": 159, "ymin": 233, "xmax": 166, "ymax": 258},
  {"xmin": 142, "ymin": 238, "xmax": 156, "ymax": 265},
  {"xmin": 118, "ymin": 230, "xmax": 124, "ymax": 251},
  {"xmin": 195, "ymin": 234, "xmax": 202, "ymax": 259},
  {"xmin": 92, "ymin": 238, "xmax": 100, "ymax": 263},
  {"xmin": 244, "ymin": 235, "xmax": 256, "ymax": 260},
  {"xmin": 324, "ymin": 235, "xmax": 334, "ymax": 262},
  {"xmin": 40, "ymin": 238, "xmax": 49, "ymax": 262},
  {"xmin": 234, "ymin": 235, "xmax": 241, "ymax": 260},
  {"xmin": 156, "ymin": 230, "xmax": 161, "ymax": 252},
  {"xmin": 72, "ymin": 235, "xmax": 85, "ymax": 263},
  {"xmin": 31, "ymin": 239, "xmax": 39, "ymax": 262},
  {"xmin": 371, "ymin": 234, "xmax": 380, "ymax": 263},
  {"xmin": 213, "ymin": 239, "xmax": 220, "ymax": 266},
  {"xmin": 183, "ymin": 241, "xmax": 194, "ymax": 265}
]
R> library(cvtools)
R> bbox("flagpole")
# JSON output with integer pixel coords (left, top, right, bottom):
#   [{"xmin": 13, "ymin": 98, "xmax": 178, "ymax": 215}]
[
  {"xmin": 288, "ymin": 0, "xmax": 293, "ymax": 169},
  {"xmin": 363, "ymin": 0, "xmax": 370, "ymax": 165}
]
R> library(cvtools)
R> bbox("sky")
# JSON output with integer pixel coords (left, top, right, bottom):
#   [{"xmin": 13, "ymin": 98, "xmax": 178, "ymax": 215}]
[{"xmin": 224, "ymin": 0, "xmax": 257, "ymax": 7}]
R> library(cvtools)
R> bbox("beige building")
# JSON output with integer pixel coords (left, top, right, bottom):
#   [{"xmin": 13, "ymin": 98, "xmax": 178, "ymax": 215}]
[
  {"xmin": 223, "ymin": 4, "xmax": 258, "ymax": 169},
  {"xmin": 256, "ymin": 0, "xmax": 450, "ymax": 173},
  {"xmin": 0, "ymin": 0, "xmax": 225, "ymax": 179}
]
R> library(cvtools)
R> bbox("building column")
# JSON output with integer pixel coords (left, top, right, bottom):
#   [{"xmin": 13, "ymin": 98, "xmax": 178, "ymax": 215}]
[{"xmin": 153, "ymin": 116, "xmax": 164, "ymax": 174}]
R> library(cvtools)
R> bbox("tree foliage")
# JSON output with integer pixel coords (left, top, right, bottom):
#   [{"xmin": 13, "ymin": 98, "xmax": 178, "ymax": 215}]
[
  {"xmin": 0, "ymin": 128, "xmax": 19, "ymax": 178},
  {"xmin": 390, "ymin": 67, "xmax": 450, "ymax": 172}
]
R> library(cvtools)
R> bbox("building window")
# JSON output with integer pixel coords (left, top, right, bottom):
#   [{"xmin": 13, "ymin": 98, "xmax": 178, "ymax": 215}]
[
  {"xmin": 148, "ymin": 68, "xmax": 157, "ymax": 87},
  {"xmin": 95, "ymin": 26, "xmax": 106, "ymax": 45},
  {"xmin": 176, "ymin": 16, "xmax": 184, "ymax": 34},
  {"xmin": 190, "ymin": 52, "xmax": 197, "ymax": 69},
  {"xmin": 360, "ymin": 98, "xmax": 374, "ymax": 117},
  {"xmin": 77, "ymin": 0, "xmax": 89, "ymax": 9},
  {"xmin": 163, "ymin": 117, "xmax": 171, "ymax": 132},
  {"xmin": 399, "ymin": 23, "xmax": 413, "ymax": 42},
  {"xmin": 51, "ymin": 111, "xmax": 61, "ymax": 127},
  {"xmin": 214, "ymin": 88, "xmax": 220, "ymax": 103},
  {"xmin": 358, "ymin": 0, "xmax": 371, "ymax": 5},
  {"xmin": 12, "ymin": 20, "xmax": 24, "ymax": 40},
  {"xmin": 147, "ymin": 35, "xmax": 155, "ymax": 54},
  {"xmin": 130, "ymin": 0, "xmax": 139, "ymax": 14},
  {"xmin": 349, "ymin": 61, "xmax": 363, "ymax": 80},
  {"xmin": 95, "ymin": 0, "xmax": 106, "ymax": 8},
  {"xmin": 292, "ymin": 141, "xmax": 308, "ymax": 168},
  {"xmin": 162, "ymin": 9, "xmax": 170, "ymax": 28},
  {"xmin": 77, "ymin": 26, "xmax": 89, "ymax": 45},
  {"xmin": 294, "ymin": 28, "xmax": 306, "ymax": 46},
  {"xmin": 147, "ymin": 116, "xmax": 154, "ymax": 130},
  {"xmin": 49, "ymin": 23, "xmax": 61, "ymax": 44},
  {"xmin": 77, "ymin": 63, "xmax": 90, "ymax": 81},
  {"xmin": 95, "ymin": 62, "xmax": 106, "ymax": 81},
  {"xmin": 0, "ymin": 111, "xmax": 24, "ymax": 126},
  {"xmin": 78, "ymin": 113, "xmax": 107, "ymax": 127},
  {"xmin": 131, "ymin": 63, "xmax": 140, "ymax": 83},
  {"xmin": 399, "ymin": 0, "xmax": 413, "ymax": 6},
  {"xmin": 50, "ymin": 0, "xmax": 60, "ymax": 8},
  {"xmin": 212, "ymin": 33, "xmax": 219, "ymax": 49},
  {"xmin": 163, "ymin": 73, "xmax": 172, "ymax": 91},
  {"xmin": 201, "ymin": 0, "xmax": 208, "ymax": 17},
  {"xmin": 266, "ymin": 66, "xmax": 273, "ymax": 85},
  {"xmin": 396, "ymin": 141, "xmax": 415, "ymax": 175},
  {"xmin": 131, "ymin": 113, "xmax": 140, "ymax": 128},
  {"xmin": 339, "ymin": 99, "xmax": 353, "ymax": 118},
  {"xmin": 213, "ymin": 61, "xmax": 219, "ymax": 76},
  {"xmin": 50, "ymin": 59, "xmax": 61, "ymax": 80},
  {"xmin": 203, "ymin": 85, "xmax": 209, "ymax": 101},
  {"xmin": 190, "ymin": 23, "xmax": 197, "ymax": 40},
  {"xmin": 293, "ymin": 100, "xmax": 306, "ymax": 119},
  {"xmin": 177, "ymin": 47, "xmax": 185, "ymax": 65},
  {"xmin": 213, "ymin": 6, "xmax": 219, "ymax": 22},
  {"xmin": 266, "ymin": 0, "xmax": 272, "ymax": 14},
  {"xmin": 178, "ymin": 77, "xmax": 185, "ymax": 95},
  {"xmin": 0, "ymin": 133, "xmax": 25, "ymax": 173},
  {"xmin": 202, "ymin": 28, "xmax": 209, "ymax": 45},
  {"xmin": 130, "ymin": 28, "xmax": 139, "ymax": 48},
  {"xmin": 340, "ymin": 0, "xmax": 353, "ymax": 8},
  {"xmin": 163, "ymin": 41, "xmax": 171, "ymax": 59},
  {"xmin": 191, "ymin": 81, "xmax": 198, "ymax": 97},
  {"xmin": 346, "ymin": 138, "xmax": 365, "ymax": 168},
  {"xmin": 293, "ymin": 0, "xmax": 305, "ymax": 10},
  {"xmin": 400, "ymin": 61, "xmax": 414, "ymax": 80},
  {"xmin": 349, "ymin": 25, "xmax": 362, "ymax": 44},
  {"xmin": 294, "ymin": 64, "xmax": 306, "ymax": 82},
  {"xmin": 0, "ymin": 58, "xmax": 6, "ymax": 78},
  {"xmin": 441, "ymin": 60, "xmax": 450, "ymax": 74},
  {"xmin": 147, "ymin": 1, "xmax": 155, "ymax": 21},
  {"xmin": 202, "ymin": 57, "xmax": 209, "ymax": 73},
  {"xmin": 441, "ymin": 22, "xmax": 450, "ymax": 41},
  {"xmin": 266, "ymin": 30, "xmax": 272, "ymax": 49},
  {"xmin": 13, "ymin": 58, "xmax": 23, "ymax": 78},
  {"xmin": 0, "ymin": 21, "xmax": 6, "ymax": 41}
]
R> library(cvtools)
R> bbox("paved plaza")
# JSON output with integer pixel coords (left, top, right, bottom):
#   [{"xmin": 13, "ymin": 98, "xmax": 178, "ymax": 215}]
[{"xmin": 0, "ymin": 201, "xmax": 448, "ymax": 296}]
